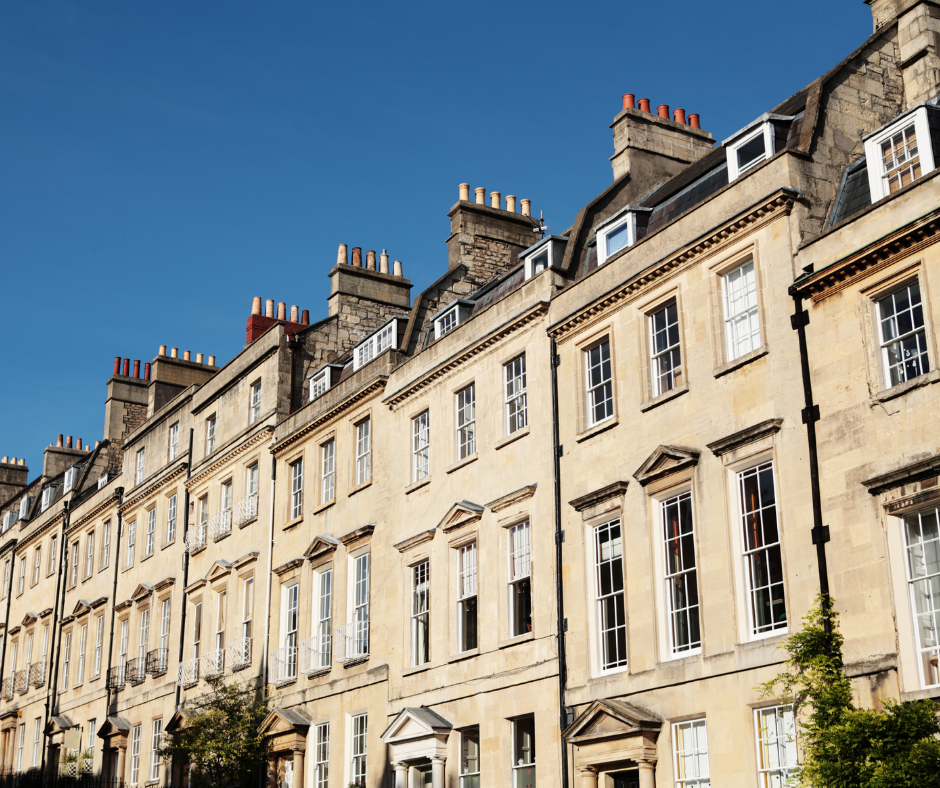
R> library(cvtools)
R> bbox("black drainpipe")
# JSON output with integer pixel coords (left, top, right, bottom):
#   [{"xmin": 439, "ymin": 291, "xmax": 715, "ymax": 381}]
[
  {"xmin": 0, "ymin": 532, "xmax": 19, "ymax": 769},
  {"xmin": 40, "ymin": 499, "xmax": 71, "ymax": 777},
  {"xmin": 104, "ymin": 487, "xmax": 125, "ymax": 714},
  {"xmin": 550, "ymin": 337, "xmax": 570, "ymax": 788},
  {"xmin": 174, "ymin": 428, "xmax": 194, "ymax": 711},
  {"xmin": 790, "ymin": 288, "xmax": 833, "ymax": 634}
]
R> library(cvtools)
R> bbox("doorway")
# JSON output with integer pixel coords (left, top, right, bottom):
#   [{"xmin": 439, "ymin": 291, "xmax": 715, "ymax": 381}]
[{"xmin": 611, "ymin": 770, "xmax": 640, "ymax": 788}]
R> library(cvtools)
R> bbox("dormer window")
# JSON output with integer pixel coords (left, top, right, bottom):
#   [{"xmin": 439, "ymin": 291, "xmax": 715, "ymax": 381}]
[
  {"xmin": 309, "ymin": 365, "xmax": 344, "ymax": 401},
  {"xmin": 2, "ymin": 512, "xmax": 13, "ymax": 533},
  {"xmin": 97, "ymin": 474, "xmax": 109, "ymax": 490},
  {"xmin": 40, "ymin": 488, "xmax": 54, "ymax": 513},
  {"xmin": 522, "ymin": 235, "xmax": 568, "ymax": 280},
  {"xmin": 353, "ymin": 318, "xmax": 404, "ymax": 371},
  {"xmin": 18, "ymin": 497, "xmax": 31, "ymax": 521},
  {"xmin": 725, "ymin": 115, "xmax": 795, "ymax": 181},
  {"xmin": 595, "ymin": 209, "xmax": 651, "ymax": 265},
  {"xmin": 63, "ymin": 466, "xmax": 81, "ymax": 494},
  {"xmin": 432, "ymin": 301, "xmax": 475, "ymax": 341},
  {"xmin": 864, "ymin": 105, "xmax": 938, "ymax": 201}
]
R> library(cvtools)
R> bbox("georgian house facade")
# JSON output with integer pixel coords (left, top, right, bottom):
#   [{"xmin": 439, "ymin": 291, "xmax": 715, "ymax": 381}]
[{"xmin": 0, "ymin": 2, "xmax": 939, "ymax": 787}]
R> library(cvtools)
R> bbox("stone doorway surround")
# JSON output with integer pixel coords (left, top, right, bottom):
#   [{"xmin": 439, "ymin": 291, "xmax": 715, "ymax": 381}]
[
  {"xmin": 381, "ymin": 706, "xmax": 453, "ymax": 788},
  {"xmin": 96, "ymin": 714, "xmax": 131, "ymax": 784},
  {"xmin": 258, "ymin": 707, "xmax": 311, "ymax": 788},
  {"xmin": 563, "ymin": 699, "xmax": 662, "ymax": 788},
  {"xmin": 0, "ymin": 710, "xmax": 19, "ymax": 775}
]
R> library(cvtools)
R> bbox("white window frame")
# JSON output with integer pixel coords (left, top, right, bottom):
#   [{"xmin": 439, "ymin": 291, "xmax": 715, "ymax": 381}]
[
  {"xmin": 129, "ymin": 724, "xmax": 141, "ymax": 786},
  {"xmin": 126, "ymin": 521, "xmax": 136, "ymax": 567},
  {"xmin": 721, "ymin": 260, "xmax": 761, "ymax": 363},
  {"xmin": 585, "ymin": 339, "xmax": 614, "ymax": 427},
  {"xmin": 220, "ymin": 480, "xmax": 233, "ymax": 532},
  {"xmin": 411, "ymin": 560, "xmax": 430, "ymax": 667},
  {"xmin": 321, "ymin": 440, "xmax": 335, "ymax": 504},
  {"xmin": 594, "ymin": 519, "xmax": 628, "ymax": 673},
  {"xmin": 596, "ymin": 211, "xmax": 638, "ymax": 265},
  {"xmin": 33, "ymin": 547, "xmax": 41, "ymax": 586},
  {"xmin": 727, "ymin": 121, "xmax": 775, "ymax": 181},
  {"xmin": 754, "ymin": 705, "xmax": 797, "ymax": 788},
  {"xmin": 355, "ymin": 419, "xmax": 371, "ymax": 486},
  {"xmin": 456, "ymin": 384, "xmax": 476, "ymax": 460},
  {"xmin": 354, "ymin": 321, "xmax": 397, "ymax": 370},
  {"xmin": 672, "ymin": 718, "xmax": 710, "ymax": 788},
  {"xmin": 249, "ymin": 380, "xmax": 262, "ymax": 424},
  {"xmin": 85, "ymin": 531, "xmax": 95, "ymax": 578},
  {"xmin": 139, "ymin": 607, "xmax": 150, "ymax": 666},
  {"xmin": 661, "ymin": 490, "xmax": 701, "ymax": 657},
  {"xmin": 149, "ymin": 718, "xmax": 162, "ymax": 782},
  {"xmin": 41, "ymin": 486, "xmax": 53, "ymax": 512},
  {"xmin": 168, "ymin": 422, "xmax": 179, "ymax": 461},
  {"xmin": 650, "ymin": 300, "xmax": 682, "ymax": 397},
  {"xmin": 242, "ymin": 577, "xmax": 254, "ymax": 642},
  {"xmin": 135, "ymin": 448, "xmax": 145, "ymax": 485},
  {"xmin": 511, "ymin": 715, "xmax": 536, "ymax": 788},
  {"xmin": 167, "ymin": 494, "xmax": 177, "ymax": 543},
  {"xmin": 290, "ymin": 458, "xmax": 303, "ymax": 519},
  {"xmin": 68, "ymin": 542, "xmax": 78, "ymax": 588},
  {"xmin": 457, "ymin": 542, "xmax": 478, "ymax": 653},
  {"xmin": 145, "ymin": 507, "xmax": 155, "ymax": 556},
  {"xmin": 902, "ymin": 505, "xmax": 940, "ymax": 688},
  {"xmin": 314, "ymin": 722, "xmax": 330, "ymax": 788},
  {"xmin": 875, "ymin": 279, "xmax": 931, "ymax": 389},
  {"xmin": 32, "ymin": 717, "xmax": 41, "ymax": 768},
  {"xmin": 504, "ymin": 354, "xmax": 527, "ymax": 435},
  {"xmin": 508, "ymin": 521, "xmax": 532, "ymax": 638},
  {"xmin": 434, "ymin": 306, "xmax": 460, "ymax": 339},
  {"xmin": 94, "ymin": 615, "xmax": 104, "ymax": 677},
  {"xmin": 459, "ymin": 727, "xmax": 481, "ymax": 788},
  {"xmin": 313, "ymin": 566, "xmax": 332, "ymax": 668},
  {"xmin": 205, "ymin": 415, "xmax": 217, "ymax": 456},
  {"xmin": 16, "ymin": 723, "xmax": 24, "ymax": 773},
  {"xmin": 310, "ymin": 368, "xmax": 330, "ymax": 400},
  {"xmin": 63, "ymin": 466, "xmax": 79, "ymax": 493},
  {"xmin": 282, "ymin": 582, "xmax": 299, "ymax": 679},
  {"xmin": 349, "ymin": 552, "xmax": 371, "ymax": 658},
  {"xmin": 61, "ymin": 631, "xmax": 71, "ymax": 690},
  {"xmin": 247, "ymin": 465, "xmax": 259, "ymax": 519},
  {"xmin": 412, "ymin": 411, "xmax": 430, "ymax": 482},
  {"xmin": 864, "ymin": 107, "xmax": 936, "ymax": 201},
  {"xmin": 160, "ymin": 598, "xmax": 171, "ymax": 663},
  {"xmin": 101, "ymin": 522, "xmax": 110, "ymax": 568},
  {"xmin": 76, "ymin": 623, "xmax": 87, "ymax": 685},
  {"xmin": 350, "ymin": 713, "xmax": 367, "ymax": 785}
]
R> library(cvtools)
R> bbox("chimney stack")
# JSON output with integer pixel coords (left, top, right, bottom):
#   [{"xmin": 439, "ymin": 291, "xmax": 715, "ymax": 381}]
[{"xmin": 290, "ymin": 305, "xmax": 298, "ymax": 322}]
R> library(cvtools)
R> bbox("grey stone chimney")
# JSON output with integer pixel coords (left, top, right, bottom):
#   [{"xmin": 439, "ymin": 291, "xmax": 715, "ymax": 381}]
[{"xmin": 867, "ymin": 0, "xmax": 940, "ymax": 108}]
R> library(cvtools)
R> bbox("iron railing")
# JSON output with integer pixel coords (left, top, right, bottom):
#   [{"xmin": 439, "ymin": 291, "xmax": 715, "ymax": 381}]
[
  {"xmin": 125, "ymin": 658, "xmax": 145, "ymax": 686},
  {"xmin": 177, "ymin": 657, "xmax": 199, "ymax": 685},
  {"xmin": 14, "ymin": 669, "xmax": 27, "ymax": 695},
  {"xmin": 106, "ymin": 664, "xmax": 125, "ymax": 690},
  {"xmin": 146, "ymin": 648, "xmax": 168, "ymax": 676},
  {"xmin": 185, "ymin": 521, "xmax": 208, "ymax": 553},
  {"xmin": 226, "ymin": 637, "xmax": 251, "ymax": 671},
  {"xmin": 267, "ymin": 646, "xmax": 297, "ymax": 683},
  {"xmin": 335, "ymin": 621, "xmax": 369, "ymax": 662},
  {"xmin": 1, "ymin": 677, "xmax": 13, "ymax": 700},
  {"xmin": 201, "ymin": 648, "xmax": 225, "ymax": 678},
  {"xmin": 209, "ymin": 510, "xmax": 232, "ymax": 542},
  {"xmin": 300, "ymin": 634, "xmax": 331, "ymax": 673},
  {"xmin": 29, "ymin": 661, "xmax": 46, "ymax": 688}
]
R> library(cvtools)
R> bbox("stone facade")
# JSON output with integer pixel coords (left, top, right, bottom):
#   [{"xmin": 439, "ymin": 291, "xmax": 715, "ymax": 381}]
[{"xmin": 0, "ymin": 3, "xmax": 938, "ymax": 787}]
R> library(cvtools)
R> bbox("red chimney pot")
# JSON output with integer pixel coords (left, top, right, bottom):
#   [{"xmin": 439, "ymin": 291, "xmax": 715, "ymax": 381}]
[
  {"xmin": 638, "ymin": 98, "xmax": 651, "ymax": 113},
  {"xmin": 673, "ymin": 108, "xmax": 687, "ymax": 124},
  {"xmin": 113, "ymin": 357, "xmax": 121, "ymax": 376},
  {"xmin": 144, "ymin": 362, "xmax": 151, "ymax": 381},
  {"xmin": 657, "ymin": 104, "xmax": 669, "ymax": 119},
  {"xmin": 133, "ymin": 360, "xmax": 141, "ymax": 378},
  {"xmin": 301, "ymin": 310, "xmax": 310, "ymax": 325},
  {"xmin": 622, "ymin": 93, "xmax": 635, "ymax": 110},
  {"xmin": 688, "ymin": 113, "xmax": 700, "ymax": 129},
  {"xmin": 122, "ymin": 359, "xmax": 130, "ymax": 376}
]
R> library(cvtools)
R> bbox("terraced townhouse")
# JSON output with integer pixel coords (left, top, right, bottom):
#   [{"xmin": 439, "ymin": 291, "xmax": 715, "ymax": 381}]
[{"xmin": 0, "ymin": 1, "xmax": 939, "ymax": 786}]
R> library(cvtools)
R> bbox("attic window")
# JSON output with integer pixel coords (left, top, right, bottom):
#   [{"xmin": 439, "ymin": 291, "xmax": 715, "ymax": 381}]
[
  {"xmin": 310, "ymin": 369, "xmax": 330, "ymax": 400},
  {"xmin": 595, "ymin": 210, "xmax": 649, "ymax": 265},
  {"xmin": 725, "ymin": 115, "xmax": 794, "ymax": 182},
  {"xmin": 64, "ymin": 466, "xmax": 82, "ymax": 494},
  {"xmin": 436, "ymin": 307, "xmax": 458, "ymax": 338},
  {"xmin": 1, "ymin": 512, "xmax": 13, "ymax": 533},
  {"xmin": 18, "ymin": 496, "xmax": 31, "ymax": 521},
  {"xmin": 40, "ymin": 488, "xmax": 54, "ymax": 513},
  {"xmin": 522, "ymin": 235, "xmax": 567, "ymax": 280},
  {"xmin": 97, "ymin": 474, "xmax": 109, "ymax": 490},
  {"xmin": 864, "ymin": 105, "xmax": 937, "ymax": 201},
  {"xmin": 353, "ymin": 319, "xmax": 400, "ymax": 371}
]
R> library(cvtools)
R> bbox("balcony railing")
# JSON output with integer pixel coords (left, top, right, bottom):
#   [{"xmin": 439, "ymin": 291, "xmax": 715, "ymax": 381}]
[
  {"xmin": 201, "ymin": 648, "xmax": 225, "ymax": 678},
  {"xmin": 267, "ymin": 646, "xmax": 297, "ymax": 684},
  {"xmin": 226, "ymin": 637, "xmax": 251, "ymax": 671},
  {"xmin": 233, "ymin": 494, "xmax": 258, "ymax": 527},
  {"xmin": 209, "ymin": 510, "xmax": 232, "ymax": 542},
  {"xmin": 185, "ymin": 522, "xmax": 208, "ymax": 553},
  {"xmin": 300, "ymin": 634, "xmax": 331, "ymax": 673},
  {"xmin": 13, "ymin": 669, "xmax": 27, "ymax": 695},
  {"xmin": 335, "ymin": 621, "xmax": 369, "ymax": 662},
  {"xmin": 177, "ymin": 657, "xmax": 199, "ymax": 685},
  {"xmin": 126, "ymin": 658, "xmax": 145, "ymax": 686},
  {"xmin": 107, "ymin": 664, "xmax": 125, "ymax": 690},
  {"xmin": 1, "ymin": 678, "xmax": 13, "ymax": 700},
  {"xmin": 28, "ymin": 661, "xmax": 45, "ymax": 688},
  {"xmin": 146, "ymin": 648, "xmax": 168, "ymax": 676}
]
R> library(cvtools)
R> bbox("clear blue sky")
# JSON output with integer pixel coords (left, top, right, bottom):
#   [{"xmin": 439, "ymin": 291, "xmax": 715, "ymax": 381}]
[{"xmin": 1, "ymin": 0, "xmax": 871, "ymax": 474}]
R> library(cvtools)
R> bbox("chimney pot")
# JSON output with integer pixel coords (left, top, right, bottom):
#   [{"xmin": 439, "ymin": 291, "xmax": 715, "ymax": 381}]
[
  {"xmin": 506, "ymin": 195, "xmax": 517, "ymax": 212},
  {"xmin": 208, "ymin": 356, "xmax": 216, "ymax": 366},
  {"xmin": 57, "ymin": 434, "xmax": 63, "ymax": 447},
  {"xmin": 623, "ymin": 93, "xmax": 636, "ymax": 110},
  {"xmin": 301, "ymin": 310, "xmax": 310, "ymax": 325},
  {"xmin": 144, "ymin": 362, "xmax": 151, "ymax": 381},
  {"xmin": 638, "ymin": 98, "xmax": 651, "ymax": 113},
  {"xmin": 520, "ymin": 199, "xmax": 531, "ymax": 217},
  {"xmin": 170, "ymin": 348, "xmax": 178, "ymax": 359},
  {"xmin": 158, "ymin": 345, "xmax": 167, "ymax": 357},
  {"xmin": 18, "ymin": 459, "xmax": 24, "ymax": 466},
  {"xmin": 366, "ymin": 250, "xmax": 376, "ymax": 271},
  {"xmin": 657, "ymin": 104, "xmax": 669, "ymax": 119},
  {"xmin": 474, "ymin": 187, "xmax": 486, "ymax": 205},
  {"xmin": 66, "ymin": 436, "xmax": 73, "ymax": 449},
  {"xmin": 95, "ymin": 441, "xmax": 100, "ymax": 448},
  {"xmin": 133, "ymin": 359, "xmax": 141, "ymax": 378},
  {"xmin": 263, "ymin": 299, "xmax": 272, "ymax": 318},
  {"xmin": 0, "ymin": 457, "xmax": 6, "ymax": 464},
  {"xmin": 380, "ymin": 250, "xmax": 389, "ymax": 274},
  {"xmin": 77, "ymin": 438, "xmax": 83, "ymax": 450},
  {"xmin": 337, "ymin": 243, "xmax": 348, "ymax": 266},
  {"xmin": 113, "ymin": 357, "xmax": 121, "ymax": 376},
  {"xmin": 251, "ymin": 296, "xmax": 262, "ymax": 315},
  {"xmin": 122, "ymin": 359, "xmax": 130, "ymax": 376},
  {"xmin": 195, "ymin": 353, "xmax": 203, "ymax": 364},
  {"xmin": 277, "ymin": 302, "xmax": 286, "ymax": 320},
  {"xmin": 393, "ymin": 260, "xmax": 403, "ymax": 277},
  {"xmin": 351, "ymin": 247, "xmax": 362, "ymax": 267},
  {"xmin": 688, "ymin": 113, "xmax": 700, "ymax": 129},
  {"xmin": 183, "ymin": 350, "xmax": 191, "ymax": 361},
  {"xmin": 459, "ymin": 183, "xmax": 470, "ymax": 201},
  {"xmin": 490, "ymin": 191, "xmax": 501, "ymax": 209},
  {"xmin": 290, "ymin": 305, "xmax": 298, "ymax": 322},
  {"xmin": 673, "ymin": 108, "xmax": 687, "ymax": 124}
]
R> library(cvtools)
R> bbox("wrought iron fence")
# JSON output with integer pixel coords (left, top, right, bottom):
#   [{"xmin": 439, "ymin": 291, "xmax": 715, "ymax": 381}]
[
  {"xmin": 300, "ymin": 634, "xmax": 331, "ymax": 673},
  {"xmin": 1, "ymin": 677, "xmax": 13, "ymax": 700},
  {"xmin": 29, "ymin": 661, "xmax": 46, "ymax": 688},
  {"xmin": 0, "ymin": 773, "xmax": 126, "ymax": 788},
  {"xmin": 200, "ymin": 648, "xmax": 224, "ymax": 678},
  {"xmin": 125, "ymin": 658, "xmax": 145, "ymax": 686},
  {"xmin": 145, "ymin": 648, "xmax": 168, "ymax": 676},
  {"xmin": 14, "ymin": 669, "xmax": 27, "ymax": 695},
  {"xmin": 335, "ymin": 621, "xmax": 369, "ymax": 662},
  {"xmin": 226, "ymin": 637, "xmax": 251, "ymax": 671},
  {"xmin": 106, "ymin": 664, "xmax": 125, "ymax": 690},
  {"xmin": 267, "ymin": 645, "xmax": 297, "ymax": 683},
  {"xmin": 177, "ymin": 656, "xmax": 198, "ymax": 685},
  {"xmin": 184, "ymin": 521, "xmax": 207, "ymax": 553}
]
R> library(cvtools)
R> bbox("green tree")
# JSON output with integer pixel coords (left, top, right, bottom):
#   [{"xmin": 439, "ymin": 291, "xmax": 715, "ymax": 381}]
[
  {"xmin": 160, "ymin": 673, "xmax": 271, "ymax": 788},
  {"xmin": 761, "ymin": 598, "xmax": 940, "ymax": 788}
]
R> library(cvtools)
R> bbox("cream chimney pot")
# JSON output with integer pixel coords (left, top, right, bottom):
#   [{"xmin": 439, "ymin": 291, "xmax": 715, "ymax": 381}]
[
  {"xmin": 277, "ymin": 302, "xmax": 286, "ymax": 320},
  {"xmin": 183, "ymin": 350, "xmax": 191, "ymax": 361},
  {"xmin": 170, "ymin": 348, "xmax": 178, "ymax": 359},
  {"xmin": 265, "ymin": 299, "xmax": 274, "ymax": 318},
  {"xmin": 366, "ymin": 250, "xmax": 377, "ymax": 270},
  {"xmin": 393, "ymin": 260, "xmax": 404, "ymax": 277},
  {"xmin": 459, "ymin": 183, "xmax": 470, "ymax": 201},
  {"xmin": 158, "ymin": 345, "xmax": 167, "ymax": 356},
  {"xmin": 475, "ymin": 187, "xmax": 486, "ymax": 205},
  {"xmin": 380, "ymin": 250, "xmax": 390, "ymax": 274},
  {"xmin": 490, "ymin": 191, "xmax": 501, "ymax": 208},
  {"xmin": 506, "ymin": 195, "xmax": 517, "ymax": 212},
  {"xmin": 337, "ymin": 243, "xmax": 348, "ymax": 265},
  {"xmin": 196, "ymin": 353, "xmax": 204, "ymax": 364},
  {"xmin": 290, "ymin": 305, "xmax": 299, "ymax": 322},
  {"xmin": 251, "ymin": 296, "xmax": 262, "ymax": 315},
  {"xmin": 208, "ymin": 356, "xmax": 216, "ymax": 366},
  {"xmin": 520, "ymin": 199, "xmax": 531, "ymax": 217}
]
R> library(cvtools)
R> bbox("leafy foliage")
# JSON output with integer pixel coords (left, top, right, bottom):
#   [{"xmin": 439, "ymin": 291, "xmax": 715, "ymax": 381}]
[
  {"xmin": 160, "ymin": 673, "xmax": 271, "ymax": 788},
  {"xmin": 761, "ymin": 598, "xmax": 940, "ymax": 788}
]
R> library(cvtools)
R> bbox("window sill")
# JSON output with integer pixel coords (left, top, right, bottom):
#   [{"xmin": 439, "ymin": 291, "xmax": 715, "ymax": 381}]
[
  {"xmin": 141, "ymin": 552, "xmax": 154, "ymax": 562},
  {"xmin": 900, "ymin": 685, "xmax": 940, "ymax": 702},
  {"xmin": 660, "ymin": 649, "xmax": 702, "ymax": 665},
  {"xmin": 403, "ymin": 663, "xmax": 432, "ymax": 677},
  {"xmin": 576, "ymin": 417, "xmax": 619, "ymax": 444},
  {"xmin": 446, "ymin": 454, "xmax": 478, "ymax": 475},
  {"xmin": 405, "ymin": 477, "xmax": 432, "ymax": 495},
  {"xmin": 448, "ymin": 648, "xmax": 480, "ymax": 664},
  {"xmin": 640, "ymin": 383, "xmax": 689, "ymax": 412},
  {"xmin": 342, "ymin": 655, "xmax": 369, "ymax": 669},
  {"xmin": 282, "ymin": 516, "xmax": 303, "ymax": 532},
  {"xmin": 238, "ymin": 515, "xmax": 258, "ymax": 530},
  {"xmin": 306, "ymin": 667, "xmax": 331, "ymax": 679},
  {"xmin": 212, "ymin": 531, "xmax": 231, "ymax": 543},
  {"xmin": 713, "ymin": 347, "xmax": 768, "ymax": 378},
  {"xmin": 312, "ymin": 500, "xmax": 335, "ymax": 516},
  {"xmin": 495, "ymin": 427, "xmax": 530, "ymax": 450},
  {"xmin": 498, "ymin": 631, "xmax": 535, "ymax": 650},
  {"xmin": 275, "ymin": 678, "xmax": 297, "ymax": 689},
  {"xmin": 872, "ymin": 368, "xmax": 940, "ymax": 403},
  {"xmin": 161, "ymin": 539, "xmax": 176, "ymax": 551},
  {"xmin": 348, "ymin": 480, "xmax": 373, "ymax": 498}
]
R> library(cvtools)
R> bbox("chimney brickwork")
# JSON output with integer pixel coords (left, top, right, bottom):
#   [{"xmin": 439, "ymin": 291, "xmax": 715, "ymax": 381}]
[{"xmin": 0, "ymin": 460, "xmax": 28, "ymax": 507}]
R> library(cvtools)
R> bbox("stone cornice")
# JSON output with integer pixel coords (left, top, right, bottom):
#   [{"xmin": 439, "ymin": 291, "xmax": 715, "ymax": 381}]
[
  {"xmin": 794, "ymin": 208, "xmax": 940, "ymax": 302},
  {"xmin": 120, "ymin": 463, "xmax": 188, "ymax": 515},
  {"xmin": 706, "ymin": 419, "xmax": 783, "ymax": 457},
  {"xmin": 384, "ymin": 302, "xmax": 550, "ymax": 408},
  {"xmin": 15, "ymin": 509, "xmax": 66, "ymax": 553},
  {"xmin": 70, "ymin": 492, "xmax": 121, "ymax": 532},
  {"xmin": 569, "ymin": 481, "xmax": 629, "ymax": 513},
  {"xmin": 272, "ymin": 380, "xmax": 387, "ymax": 456},
  {"xmin": 486, "ymin": 485, "xmax": 538, "ymax": 513},
  {"xmin": 393, "ymin": 529, "xmax": 436, "ymax": 553},
  {"xmin": 273, "ymin": 558, "xmax": 303, "ymax": 577},
  {"xmin": 339, "ymin": 524, "xmax": 375, "ymax": 546},
  {"xmin": 550, "ymin": 190, "xmax": 797, "ymax": 343},
  {"xmin": 186, "ymin": 427, "xmax": 274, "ymax": 491},
  {"xmin": 863, "ymin": 453, "xmax": 940, "ymax": 495}
]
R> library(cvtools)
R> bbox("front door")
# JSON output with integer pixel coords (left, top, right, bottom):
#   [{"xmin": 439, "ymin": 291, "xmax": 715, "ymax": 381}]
[{"xmin": 611, "ymin": 770, "xmax": 640, "ymax": 788}]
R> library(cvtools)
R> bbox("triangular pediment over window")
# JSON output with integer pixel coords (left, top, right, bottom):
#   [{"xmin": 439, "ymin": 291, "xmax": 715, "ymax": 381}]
[
  {"xmin": 633, "ymin": 446, "xmax": 699, "ymax": 487},
  {"xmin": 131, "ymin": 584, "xmax": 153, "ymax": 602},
  {"xmin": 564, "ymin": 699, "xmax": 662, "ymax": 744},
  {"xmin": 304, "ymin": 534, "xmax": 339, "ymax": 562},
  {"xmin": 69, "ymin": 600, "xmax": 92, "ymax": 618},
  {"xmin": 205, "ymin": 560, "xmax": 233, "ymax": 582},
  {"xmin": 438, "ymin": 501, "xmax": 483, "ymax": 533},
  {"xmin": 21, "ymin": 611, "xmax": 38, "ymax": 627},
  {"xmin": 381, "ymin": 707, "xmax": 453, "ymax": 744},
  {"xmin": 258, "ymin": 708, "xmax": 311, "ymax": 737}
]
